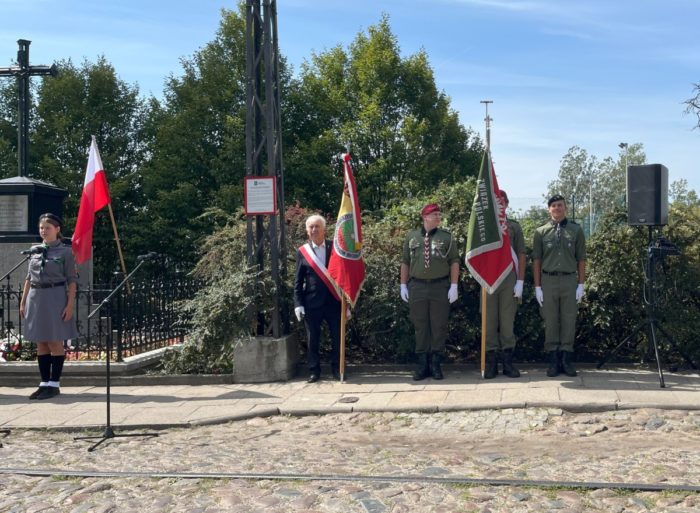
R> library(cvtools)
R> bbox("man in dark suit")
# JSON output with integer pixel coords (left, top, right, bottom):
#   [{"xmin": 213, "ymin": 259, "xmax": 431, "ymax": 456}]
[{"xmin": 294, "ymin": 214, "xmax": 342, "ymax": 383}]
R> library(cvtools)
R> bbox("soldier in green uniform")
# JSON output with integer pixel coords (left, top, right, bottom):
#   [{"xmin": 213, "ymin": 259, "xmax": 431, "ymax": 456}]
[
  {"xmin": 484, "ymin": 190, "xmax": 526, "ymax": 379},
  {"xmin": 532, "ymin": 194, "xmax": 586, "ymax": 377},
  {"xmin": 400, "ymin": 203, "xmax": 460, "ymax": 380}
]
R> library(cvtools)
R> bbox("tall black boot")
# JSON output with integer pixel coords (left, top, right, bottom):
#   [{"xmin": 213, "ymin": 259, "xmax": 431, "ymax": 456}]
[
  {"xmin": 431, "ymin": 352, "xmax": 444, "ymax": 380},
  {"xmin": 502, "ymin": 349, "xmax": 520, "ymax": 378},
  {"xmin": 560, "ymin": 351, "xmax": 578, "ymax": 377},
  {"xmin": 484, "ymin": 351, "xmax": 498, "ymax": 379},
  {"xmin": 412, "ymin": 353, "xmax": 430, "ymax": 381},
  {"xmin": 546, "ymin": 351, "xmax": 560, "ymax": 377}
]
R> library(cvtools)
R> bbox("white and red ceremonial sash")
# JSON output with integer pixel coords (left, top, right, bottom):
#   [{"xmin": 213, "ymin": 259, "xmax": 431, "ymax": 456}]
[{"xmin": 299, "ymin": 243, "xmax": 342, "ymax": 301}]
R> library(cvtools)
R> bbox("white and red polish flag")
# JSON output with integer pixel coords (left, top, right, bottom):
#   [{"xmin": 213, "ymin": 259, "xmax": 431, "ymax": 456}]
[{"xmin": 72, "ymin": 136, "xmax": 111, "ymax": 264}]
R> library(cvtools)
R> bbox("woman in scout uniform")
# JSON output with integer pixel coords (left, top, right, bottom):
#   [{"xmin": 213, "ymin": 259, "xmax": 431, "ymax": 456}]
[{"xmin": 19, "ymin": 213, "xmax": 78, "ymax": 400}]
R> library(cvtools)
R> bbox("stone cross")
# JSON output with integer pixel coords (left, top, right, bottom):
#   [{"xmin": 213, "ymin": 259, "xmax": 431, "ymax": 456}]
[{"xmin": 0, "ymin": 39, "xmax": 57, "ymax": 177}]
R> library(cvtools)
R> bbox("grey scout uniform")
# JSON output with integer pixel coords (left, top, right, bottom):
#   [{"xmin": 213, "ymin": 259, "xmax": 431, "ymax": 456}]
[
  {"xmin": 24, "ymin": 240, "xmax": 79, "ymax": 342},
  {"xmin": 485, "ymin": 218, "xmax": 526, "ymax": 351},
  {"xmin": 533, "ymin": 218, "xmax": 586, "ymax": 352},
  {"xmin": 402, "ymin": 227, "xmax": 460, "ymax": 354}
]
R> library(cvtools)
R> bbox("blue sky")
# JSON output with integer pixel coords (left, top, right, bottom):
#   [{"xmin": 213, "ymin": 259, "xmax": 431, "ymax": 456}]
[{"xmin": 2, "ymin": 0, "xmax": 699, "ymax": 213}]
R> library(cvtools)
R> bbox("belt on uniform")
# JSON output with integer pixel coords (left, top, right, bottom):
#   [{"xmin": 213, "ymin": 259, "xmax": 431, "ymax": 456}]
[
  {"xmin": 30, "ymin": 281, "xmax": 66, "ymax": 289},
  {"xmin": 542, "ymin": 271, "xmax": 575, "ymax": 276},
  {"xmin": 410, "ymin": 276, "xmax": 449, "ymax": 283}
]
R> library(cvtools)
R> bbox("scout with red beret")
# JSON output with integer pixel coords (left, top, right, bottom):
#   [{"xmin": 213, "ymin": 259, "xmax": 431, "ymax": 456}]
[{"xmin": 399, "ymin": 203, "xmax": 460, "ymax": 380}]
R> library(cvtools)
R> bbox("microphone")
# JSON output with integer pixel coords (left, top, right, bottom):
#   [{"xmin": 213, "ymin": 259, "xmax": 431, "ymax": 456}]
[
  {"xmin": 136, "ymin": 252, "xmax": 160, "ymax": 261},
  {"xmin": 20, "ymin": 245, "xmax": 47, "ymax": 256}
]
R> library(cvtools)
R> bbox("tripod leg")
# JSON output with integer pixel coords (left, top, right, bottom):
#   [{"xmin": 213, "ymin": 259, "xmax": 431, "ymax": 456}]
[
  {"xmin": 648, "ymin": 321, "xmax": 665, "ymax": 388},
  {"xmin": 597, "ymin": 321, "xmax": 647, "ymax": 369},
  {"xmin": 655, "ymin": 323, "xmax": 697, "ymax": 370}
]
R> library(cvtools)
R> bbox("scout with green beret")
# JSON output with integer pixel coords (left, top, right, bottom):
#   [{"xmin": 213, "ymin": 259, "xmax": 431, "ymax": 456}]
[{"xmin": 532, "ymin": 194, "xmax": 586, "ymax": 377}]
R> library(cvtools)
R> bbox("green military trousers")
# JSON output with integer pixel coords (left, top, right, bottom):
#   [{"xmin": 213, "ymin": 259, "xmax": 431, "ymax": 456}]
[
  {"xmin": 484, "ymin": 270, "xmax": 518, "ymax": 351},
  {"xmin": 540, "ymin": 273, "xmax": 578, "ymax": 352},
  {"xmin": 408, "ymin": 278, "xmax": 450, "ymax": 354}
]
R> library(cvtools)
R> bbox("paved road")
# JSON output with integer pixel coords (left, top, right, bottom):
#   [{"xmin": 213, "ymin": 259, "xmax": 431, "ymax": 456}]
[
  {"xmin": 1, "ymin": 366, "xmax": 699, "ymax": 512},
  {"xmin": 1, "ymin": 366, "xmax": 698, "ymax": 430}
]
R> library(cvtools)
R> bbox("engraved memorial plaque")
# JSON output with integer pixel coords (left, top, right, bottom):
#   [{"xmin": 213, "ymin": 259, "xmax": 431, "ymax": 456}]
[{"xmin": 0, "ymin": 195, "xmax": 29, "ymax": 232}]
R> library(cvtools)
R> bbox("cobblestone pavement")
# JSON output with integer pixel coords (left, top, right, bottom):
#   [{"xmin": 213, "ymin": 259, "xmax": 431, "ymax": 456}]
[{"xmin": 1, "ymin": 407, "xmax": 699, "ymax": 512}]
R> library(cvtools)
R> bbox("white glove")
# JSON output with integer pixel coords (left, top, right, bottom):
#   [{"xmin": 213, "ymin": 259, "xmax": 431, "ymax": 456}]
[
  {"xmin": 294, "ymin": 306, "xmax": 305, "ymax": 321},
  {"xmin": 346, "ymin": 307, "xmax": 352, "ymax": 321},
  {"xmin": 448, "ymin": 283, "xmax": 458, "ymax": 304},
  {"xmin": 513, "ymin": 280, "xmax": 524, "ymax": 299},
  {"xmin": 535, "ymin": 286, "xmax": 544, "ymax": 307},
  {"xmin": 576, "ymin": 283, "xmax": 584, "ymax": 303},
  {"xmin": 400, "ymin": 284, "xmax": 409, "ymax": 302}
]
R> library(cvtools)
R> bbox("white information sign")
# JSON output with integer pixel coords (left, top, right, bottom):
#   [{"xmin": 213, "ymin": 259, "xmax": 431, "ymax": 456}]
[{"xmin": 245, "ymin": 176, "xmax": 276, "ymax": 215}]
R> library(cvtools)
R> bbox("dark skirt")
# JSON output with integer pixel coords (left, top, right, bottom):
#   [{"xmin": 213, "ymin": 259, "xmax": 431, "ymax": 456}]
[{"xmin": 24, "ymin": 286, "xmax": 78, "ymax": 342}]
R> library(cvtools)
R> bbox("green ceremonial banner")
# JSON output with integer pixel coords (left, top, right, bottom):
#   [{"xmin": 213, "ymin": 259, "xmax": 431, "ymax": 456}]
[{"xmin": 465, "ymin": 150, "xmax": 513, "ymax": 294}]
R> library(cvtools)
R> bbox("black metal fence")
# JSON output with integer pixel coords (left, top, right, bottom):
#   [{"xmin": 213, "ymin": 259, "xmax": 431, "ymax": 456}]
[{"xmin": 0, "ymin": 272, "xmax": 201, "ymax": 362}]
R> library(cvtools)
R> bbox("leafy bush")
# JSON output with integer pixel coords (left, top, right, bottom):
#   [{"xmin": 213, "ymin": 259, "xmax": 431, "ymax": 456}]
[{"xmin": 167, "ymin": 187, "xmax": 700, "ymax": 373}]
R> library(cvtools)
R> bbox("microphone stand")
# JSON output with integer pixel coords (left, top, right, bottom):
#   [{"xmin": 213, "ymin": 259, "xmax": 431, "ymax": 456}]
[
  {"xmin": 74, "ymin": 257, "xmax": 159, "ymax": 451},
  {"xmin": 0, "ymin": 254, "xmax": 30, "ymax": 447}
]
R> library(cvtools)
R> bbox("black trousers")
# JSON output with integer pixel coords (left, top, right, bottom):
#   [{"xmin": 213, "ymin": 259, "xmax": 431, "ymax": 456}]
[{"xmin": 304, "ymin": 301, "xmax": 341, "ymax": 374}]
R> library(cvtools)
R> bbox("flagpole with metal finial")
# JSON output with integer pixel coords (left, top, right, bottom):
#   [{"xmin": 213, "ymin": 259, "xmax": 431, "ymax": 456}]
[
  {"xmin": 479, "ymin": 100, "xmax": 493, "ymax": 379},
  {"xmin": 338, "ymin": 142, "xmax": 351, "ymax": 384},
  {"xmin": 93, "ymin": 135, "xmax": 131, "ymax": 294}
]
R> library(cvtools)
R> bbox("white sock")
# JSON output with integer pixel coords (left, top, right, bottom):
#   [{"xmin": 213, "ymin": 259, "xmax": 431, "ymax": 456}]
[
  {"xmin": 39, "ymin": 382, "xmax": 48, "ymax": 387},
  {"xmin": 47, "ymin": 381, "xmax": 60, "ymax": 388}
]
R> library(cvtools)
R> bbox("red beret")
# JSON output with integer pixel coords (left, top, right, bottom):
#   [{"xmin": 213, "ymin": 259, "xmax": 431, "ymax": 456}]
[{"xmin": 421, "ymin": 203, "xmax": 441, "ymax": 217}]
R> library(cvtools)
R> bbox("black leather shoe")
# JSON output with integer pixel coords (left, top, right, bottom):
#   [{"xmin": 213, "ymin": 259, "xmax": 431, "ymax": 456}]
[
  {"xmin": 37, "ymin": 387, "xmax": 60, "ymax": 400},
  {"xmin": 546, "ymin": 351, "xmax": 560, "ymax": 377},
  {"xmin": 307, "ymin": 373, "xmax": 320, "ymax": 383},
  {"xmin": 484, "ymin": 351, "xmax": 498, "ymax": 379},
  {"xmin": 412, "ymin": 353, "xmax": 430, "ymax": 381},
  {"xmin": 29, "ymin": 386, "xmax": 47, "ymax": 400},
  {"xmin": 502, "ymin": 349, "xmax": 521, "ymax": 378},
  {"xmin": 431, "ymin": 352, "xmax": 444, "ymax": 380},
  {"xmin": 560, "ymin": 351, "xmax": 578, "ymax": 377}
]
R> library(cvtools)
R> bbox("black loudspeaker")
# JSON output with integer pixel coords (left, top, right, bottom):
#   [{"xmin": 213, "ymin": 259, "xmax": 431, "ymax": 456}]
[{"xmin": 627, "ymin": 164, "xmax": 668, "ymax": 226}]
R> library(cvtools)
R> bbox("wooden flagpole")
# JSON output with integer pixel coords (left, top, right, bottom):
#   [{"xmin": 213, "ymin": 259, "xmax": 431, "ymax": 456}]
[
  {"xmin": 479, "ymin": 100, "xmax": 493, "ymax": 380},
  {"xmin": 107, "ymin": 203, "xmax": 131, "ymax": 294},
  {"xmin": 340, "ymin": 295, "xmax": 346, "ymax": 383},
  {"xmin": 480, "ymin": 287, "xmax": 487, "ymax": 378}
]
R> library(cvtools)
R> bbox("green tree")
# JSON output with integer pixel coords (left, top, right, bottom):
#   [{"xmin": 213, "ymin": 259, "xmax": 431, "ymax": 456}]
[
  {"xmin": 31, "ymin": 57, "xmax": 148, "ymax": 280},
  {"xmin": 546, "ymin": 145, "xmax": 598, "ymax": 226},
  {"xmin": 135, "ymin": 7, "xmax": 249, "ymax": 265},
  {"xmin": 670, "ymin": 178, "xmax": 699, "ymax": 206},
  {"xmin": 547, "ymin": 143, "xmax": 646, "ymax": 235},
  {"xmin": 594, "ymin": 143, "xmax": 646, "ymax": 213},
  {"xmin": 285, "ymin": 14, "xmax": 483, "ymax": 214},
  {"xmin": 0, "ymin": 80, "xmax": 18, "ymax": 177}
]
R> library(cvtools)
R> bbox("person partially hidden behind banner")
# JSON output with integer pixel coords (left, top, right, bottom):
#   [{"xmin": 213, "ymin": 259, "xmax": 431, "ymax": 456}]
[
  {"xmin": 294, "ymin": 214, "xmax": 342, "ymax": 383},
  {"xmin": 532, "ymin": 194, "xmax": 586, "ymax": 377},
  {"xmin": 19, "ymin": 213, "xmax": 78, "ymax": 400},
  {"xmin": 400, "ymin": 203, "xmax": 460, "ymax": 381},
  {"xmin": 483, "ymin": 190, "xmax": 526, "ymax": 379}
]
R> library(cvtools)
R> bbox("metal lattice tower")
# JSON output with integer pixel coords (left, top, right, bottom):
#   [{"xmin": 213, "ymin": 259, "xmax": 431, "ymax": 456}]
[{"xmin": 245, "ymin": 0, "xmax": 287, "ymax": 338}]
